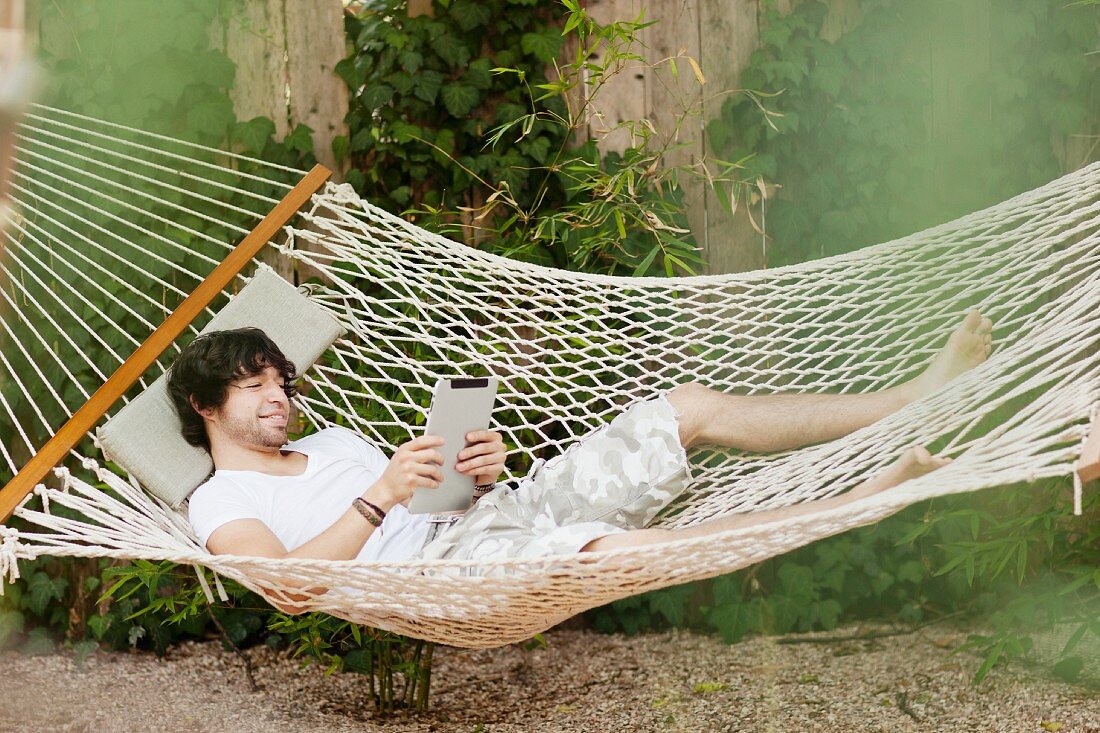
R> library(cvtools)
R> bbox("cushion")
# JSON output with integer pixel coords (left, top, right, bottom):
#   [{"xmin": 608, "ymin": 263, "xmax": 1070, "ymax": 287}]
[{"xmin": 96, "ymin": 264, "xmax": 346, "ymax": 508}]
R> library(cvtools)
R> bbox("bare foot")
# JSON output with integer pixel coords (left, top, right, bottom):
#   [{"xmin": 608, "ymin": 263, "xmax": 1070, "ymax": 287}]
[
  {"xmin": 847, "ymin": 445, "xmax": 952, "ymax": 501},
  {"xmin": 907, "ymin": 309, "xmax": 993, "ymax": 400}
]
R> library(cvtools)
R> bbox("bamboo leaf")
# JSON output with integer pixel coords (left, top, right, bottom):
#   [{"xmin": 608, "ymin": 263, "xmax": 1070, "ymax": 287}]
[
  {"xmin": 687, "ymin": 55, "xmax": 706, "ymax": 85},
  {"xmin": 632, "ymin": 245, "xmax": 661, "ymax": 276}
]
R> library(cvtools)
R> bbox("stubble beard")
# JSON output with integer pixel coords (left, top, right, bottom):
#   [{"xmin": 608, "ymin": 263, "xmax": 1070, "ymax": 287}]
[{"xmin": 219, "ymin": 411, "xmax": 289, "ymax": 449}]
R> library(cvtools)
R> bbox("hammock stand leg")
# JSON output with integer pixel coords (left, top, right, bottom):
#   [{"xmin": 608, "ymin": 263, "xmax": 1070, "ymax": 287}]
[
  {"xmin": 1074, "ymin": 410, "xmax": 1100, "ymax": 516},
  {"xmin": 0, "ymin": 163, "xmax": 332, "ymax": 523}
]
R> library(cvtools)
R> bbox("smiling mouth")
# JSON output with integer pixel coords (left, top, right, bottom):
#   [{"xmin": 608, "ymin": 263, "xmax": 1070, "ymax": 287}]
[{"xmin": 259, "ymin": 414, "xmax": 288, "ymax": 427}]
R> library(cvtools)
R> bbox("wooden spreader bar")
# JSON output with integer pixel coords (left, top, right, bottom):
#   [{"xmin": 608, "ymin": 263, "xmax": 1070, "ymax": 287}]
[{"xmin": 0, "ymin": 163, "xmax": 332, "ymax": 523}]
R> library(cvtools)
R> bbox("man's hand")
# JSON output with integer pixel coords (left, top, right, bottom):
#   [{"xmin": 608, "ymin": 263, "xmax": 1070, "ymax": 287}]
[
  {"xmin": 375, "ymin": 435, "xmax": 446, "ymax": 507},
  {"xmin": 456, "ymin": 430, "xmax": 506, "ymax": 486}
]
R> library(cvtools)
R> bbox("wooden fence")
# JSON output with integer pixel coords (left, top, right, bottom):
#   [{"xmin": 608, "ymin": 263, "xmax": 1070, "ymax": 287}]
[
  {"xmin": 583, "ymin": 0, "xmax": 1096, "ymax": 274},
  {"xmin": 581, "ymin": 0, "xmax": 772, "ymax": 275},
  {"xmin": 22, "ymin": 0, "xmax": 1097, "ymax": 276}
]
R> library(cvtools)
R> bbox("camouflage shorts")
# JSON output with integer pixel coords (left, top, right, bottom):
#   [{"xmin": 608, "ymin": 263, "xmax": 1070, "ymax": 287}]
[{"xmin": 413, "ymin": 392, "xmax": 693, "ymax": 564}]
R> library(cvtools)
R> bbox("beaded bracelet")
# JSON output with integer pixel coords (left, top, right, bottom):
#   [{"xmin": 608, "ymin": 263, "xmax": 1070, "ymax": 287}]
[{"xmin": 352, "ymin": 497, "xmax": 385, "ymax": 527}]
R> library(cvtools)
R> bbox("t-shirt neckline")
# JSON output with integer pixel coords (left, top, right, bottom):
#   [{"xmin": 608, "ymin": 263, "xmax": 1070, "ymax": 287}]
[{"xmin": 212, "ymin": 444, "xmax": 315, "ymax": 479}]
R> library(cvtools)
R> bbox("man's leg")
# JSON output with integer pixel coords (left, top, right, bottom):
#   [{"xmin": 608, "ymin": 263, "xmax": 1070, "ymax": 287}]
[
  {"xmin": 668, "ymin": 309, "xmax": 993, "ymax": 453},
  {"xmin": 580, "ymin": 309, "xmax": 993, "ymax": 553},
  {"xmin": 581, "ymin": 446, "xmax": 951, "ymax": 552}
]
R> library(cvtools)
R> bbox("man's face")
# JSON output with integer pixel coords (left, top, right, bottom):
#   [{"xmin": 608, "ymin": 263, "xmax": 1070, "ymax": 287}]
[{"xmin": 208, "ymin": 365, "xmax": 293, "ymax": 450}]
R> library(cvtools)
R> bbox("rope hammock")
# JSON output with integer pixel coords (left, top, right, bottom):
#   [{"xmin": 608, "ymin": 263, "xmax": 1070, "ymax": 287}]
[{"xmin": 0, "ymin": 105, "xmax": 1097, "ymax": 649}]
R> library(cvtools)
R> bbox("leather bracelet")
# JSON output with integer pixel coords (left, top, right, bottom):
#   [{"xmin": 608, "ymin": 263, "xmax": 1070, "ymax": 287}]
[
  {"xmin": 352, "ymin": 497, "xmax": 384, "ymax": 527},
  {"xmin": 362, "ymin": 499, "xmax": 386, "ymax": 520},
  {"xmin": 473, "ymin": 482, "xmax": 496, "ymax": 493}
]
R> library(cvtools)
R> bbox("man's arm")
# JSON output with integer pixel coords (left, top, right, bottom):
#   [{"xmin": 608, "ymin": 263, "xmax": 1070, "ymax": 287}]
[
  {"xmin": 204, "ymin": 433, "xmax": 447, "ymax": 614},
  {"xmin": 206, "ymin": 480, "xmax": 397, "ymax": 614}
]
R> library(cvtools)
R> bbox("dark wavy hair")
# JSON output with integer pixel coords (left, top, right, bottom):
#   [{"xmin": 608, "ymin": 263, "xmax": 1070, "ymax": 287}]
[{"xmin": 166, "ymin": 327, "xmax": 297, "ymax": 451}]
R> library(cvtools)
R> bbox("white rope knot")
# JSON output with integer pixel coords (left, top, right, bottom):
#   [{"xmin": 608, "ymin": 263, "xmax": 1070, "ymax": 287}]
[
  {"xmin": 81, "ymin": 457, "xmax": 99, "ymax": 472},
  {"xmin": 275, "ymin": 227, "xmax": 298, "ymax": 254},
  {"xmin": 328, "ymin": 182, "xmax": 360, "ymax": 206},
  {"xmin": 0, "ymin": 527, "xmax": 23, "ymax": 588}
]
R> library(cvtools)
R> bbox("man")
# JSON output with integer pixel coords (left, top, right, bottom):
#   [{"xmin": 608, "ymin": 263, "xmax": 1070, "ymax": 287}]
[{"xmin": 171, "ymin": 311, "xmax": 993, "ymax": 611}]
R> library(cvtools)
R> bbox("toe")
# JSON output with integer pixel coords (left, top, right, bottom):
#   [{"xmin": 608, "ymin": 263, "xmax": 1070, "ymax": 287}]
[
  {"xmin": 980, "ymin": 316, "xmax": 993, "ymax": 334},
  {"xmin": 963, "ymin": 309, "xmax": 982, "ymax": 330}
]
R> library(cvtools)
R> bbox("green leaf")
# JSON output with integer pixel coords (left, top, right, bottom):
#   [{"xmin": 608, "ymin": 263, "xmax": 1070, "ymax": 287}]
[
  {"xmin": 22, "ymin": 627, "xmax": 54, "ymax": 656},
  {"xmin": 818, "ymin": 599, "xmax": 842, "ymax": 629},
  {"xmin": 1060, "ymin": 623, "xmax": 1088, "ymax": 658},
  {"xmin": 343, "ymin": 649, "xmax": 373, "ymax": 673},
  {"xmin": 627, "ymin": 245, "xmax": 661, "ymax": 278},
  {"xmin": 0, "ymin": 610, "xmax": 25, "ymax": 648},
  {"xmin": 128, "ymin": 625, "xmax": 146, "ymax": 647},
  {"xmin": 521, "ymin": 30, "xmax": 564, "ymax": 63},
  {"xmin": 334, "ymin": 57, "xmax": 363, "ymax": 89},
  {"xmin": 1052, "ymin": 656, "xmax": 1083, "ymax": 683},
  {"xmin": 524, "ymin": 135, "xmax": 551, "ymax": 163},
  {"xmin": 450, "ymin": 1, "xmax": 491, "ymax": 31},
  {"xmin": 463, "ymin": 58, "xmax": 493, "ymax": 90},
  {"xmin": 232, "ymin": 117, "xmax": 276, "ymax": 155},
  {"xmin": 191, "ymin": 49, "xmax": 236, "ymax": 88},
  {"xmin": 650, "ymin": 590, "xmax": 685, "ymax": 626},
  {"xmin": 441, "ymin": 83, "xmax": 479, "ymax": 117},
  {"xmin": 432, "ymin": 128, "xmax": 456, "ymax": 164},
  {"xmin": 185, "ymin": 97, "xmax": 235, "ymax": 139},
  {"xmin": 973, "ymin": 638, "xmax": 1005, "ymax": 684},
  {"xmin": 284, "ymin": 124, "xmax": 314, "ymax": 154},
  {"xmin": 413, "ymin": 72, "xmax": 444, "ymax": 104},
  {"xmin": 87, "ymin": 614, "xmax": 112, "ymax": 641},
  {"xmin": 24, "ymin": 573, "xmax": 66, "ymax": 617},
  {"xmin": 332, "ymin": 135, "xmax": 349, "ymax": 163},
  {"xmin": 399, "ymin": 49, "xmax": 424, "ymax": 73},
  {"xmin": 360, "ymin": 84, "xmax": 395, "ymax": 110},
  {"xmin": 435, "ymin": 34, "xmax": 471, "ymax": 68},
  {"xmin": 391, "ymin": 120, "xmax": 423, "ymax": 144}
]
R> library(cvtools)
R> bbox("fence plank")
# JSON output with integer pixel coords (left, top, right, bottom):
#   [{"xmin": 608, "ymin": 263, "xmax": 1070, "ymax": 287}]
[
  {"xmin": 285, "ymin": 0, "xmax": 349, "ymax": 178},
  {"xmin": 584, "ymin": 0, "xmax": 769, "ymax": 274},
  {"xmin": 700, "ymin": 0, "xmax": 761, "ymax": 274},
  {"xmin": 645, "ymin": 0, "xmax": 705, "ymax": 257},
  {"xmin": 223, "ymin": 0, "xmax": 289, "ymax": 139},
  {"xmin": 584, "ymin": 0, "xmax": 649, "ymax": 154},
  {"xmin": 220, "ymin": 0, "xmax": 292, "ymax": 282}
]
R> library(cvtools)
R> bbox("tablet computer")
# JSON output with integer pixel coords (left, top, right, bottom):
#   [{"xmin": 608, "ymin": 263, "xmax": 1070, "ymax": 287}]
[{"xmin": 407, "ymin": 376, "xmax": 500, "ymax": 514}]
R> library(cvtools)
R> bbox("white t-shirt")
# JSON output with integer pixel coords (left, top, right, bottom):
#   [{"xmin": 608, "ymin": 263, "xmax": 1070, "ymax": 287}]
[{"xmin": 187, "ymin": 427, "xmax": 430, "ymax": 562}]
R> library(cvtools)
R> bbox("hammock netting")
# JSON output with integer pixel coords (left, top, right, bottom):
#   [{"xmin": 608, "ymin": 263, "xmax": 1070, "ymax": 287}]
[{"xmin": 0, "ymin": 105, "xmax": 1096, "ymax": 648}]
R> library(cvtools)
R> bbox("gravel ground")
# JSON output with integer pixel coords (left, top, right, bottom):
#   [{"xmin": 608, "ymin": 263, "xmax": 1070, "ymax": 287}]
[{"xmin": 1, "ymin": 620, "xmax": 1096, "ymax": 733}]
